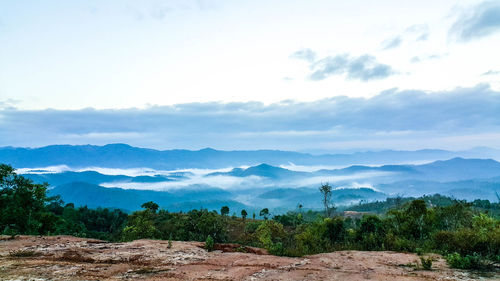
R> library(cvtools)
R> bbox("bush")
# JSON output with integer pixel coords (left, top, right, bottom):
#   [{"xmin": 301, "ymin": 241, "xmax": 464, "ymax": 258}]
[
  {"xmin": 324, "ymin": 217, "xmax": 345, "ymax": 244},
  {"xmin": 168, "ymin": 233, "xmax": 173, "ymax": 249},
  {"xmin": 269, "ymin": 242, "xmax": 285, "ymax": 256},
  {"xmin": 244, "ymin": 221, "xmax": 261, "ymax": 234},
  {"xmin": 205, "ymin": 235, "xmax": 214, "ymax": 252},
  {"xmin": 420, "ymin": 256, "xmax": 432, "ymax": 270},
  {"xmin": 445, "ymin": 252, "xmax": 484, "ymax": 269}
]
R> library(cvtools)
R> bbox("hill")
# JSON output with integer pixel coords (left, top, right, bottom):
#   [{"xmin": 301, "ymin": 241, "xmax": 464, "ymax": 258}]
[{"xmin": 2, "ymin": 143, "xmax": 498, "ymax": 169}]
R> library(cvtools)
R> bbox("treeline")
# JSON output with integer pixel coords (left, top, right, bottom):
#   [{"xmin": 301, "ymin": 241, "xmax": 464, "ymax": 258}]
[
  {"xmin": 1, "ymin": 164, "xmax": 499, "ymax": 269},
  {"xmin": 0, "ymin": 164, "xmax": 127, "ymax": 240},
  {"xmin": 344, "ymin": 194, "xmax": 500, "ymax": 215}
]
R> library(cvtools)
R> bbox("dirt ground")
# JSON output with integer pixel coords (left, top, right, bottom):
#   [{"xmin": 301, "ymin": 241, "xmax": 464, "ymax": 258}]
[{"xmin": 0, "ymin": 235, "xmax": 497, "ymax": 280}]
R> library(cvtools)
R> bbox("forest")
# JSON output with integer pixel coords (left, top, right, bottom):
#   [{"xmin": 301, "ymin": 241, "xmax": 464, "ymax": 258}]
[{"xmin": 1, "ymin": 163, "xmax": 499, "ymax": 270}]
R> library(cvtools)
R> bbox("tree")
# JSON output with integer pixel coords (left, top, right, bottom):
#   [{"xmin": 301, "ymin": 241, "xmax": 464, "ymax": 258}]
[
  {"xmin": 259, "ymin": 208, "xmax": 270, "ymax": 220},
  {"xmin": 141, "ymin": 201, "xmax": 159, "ymax": 213},
  {"xmin": 220, "ymin": 206, "xmax": 229, "ymax": 216},
  {"xmin": 241, "ymin": 209, "xmax": 248, "ymax": 220},
  {"xmin": 0, "ymin": 164, "xmax": 59, "ymax": 235},
  {"xmin": 319, "ymin": 183, "xmax": 333, "ymax": 217},
  {"xmin": 122, "ymin": 210, "xmax": 158, "ymax": 241}
]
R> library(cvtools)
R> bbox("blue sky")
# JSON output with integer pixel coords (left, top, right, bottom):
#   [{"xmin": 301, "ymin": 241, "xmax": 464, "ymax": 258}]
[{"xmin": 1, "ymin": 0, "xmax": 500, "ymax": 151}]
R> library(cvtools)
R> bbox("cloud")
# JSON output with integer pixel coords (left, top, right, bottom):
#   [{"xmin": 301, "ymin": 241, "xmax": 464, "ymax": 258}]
[
  {"xmin": 482, "ymin": 70, "xmax": 500, "ymax": 76},
  {"xmin": 289, "ymin": 48, "xmax": 317, "ymax": 62},
  {"xmin": 450, "ymin": 1, "xmax": 500, "ymax": 41},
  {"xmin": 1, "ymin": 85, "xmax": 499, "ymax": 151},
  {"xmin": 126, "ymin": 0, "xmax": 218, "ymax": 20},
  {"xmin": 410, "ymin": 53, "xmax": 447, "ymax": 63},
  {"xmin": 405, "ymin": 24, "xmax": 430, "ymax": 41},
  {"xmin": 310, "ymin": 54, "xmax": 394, "ymax": 81},
  {"xmin": 416, "ymin": 33, "xmax": 429, "ymax": 41},
  {"xmin": 381, "ymin": 36, "xmax": 402, "ymax": 50},
  {"xmin": 0, "ymin": 99, "xmax": 20, "ymax": 110}
]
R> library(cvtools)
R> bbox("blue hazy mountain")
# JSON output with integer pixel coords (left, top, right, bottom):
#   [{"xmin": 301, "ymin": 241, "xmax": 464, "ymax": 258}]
[
  {"xmin": 2, "ymin": 143, "xmax": 497, "ymax": 169},
  {"xmin": 23, "ymin": 171, "xmax": 174, "ymax": 187},
  {"xmin": 49, "ymin": 182, "xmax": 240, "ymax": 212},
  {"xmin": 378, "ymin": 179, "xmax": 500, "ymax": 201},
  {"xmin": 5, "ymin": 144, "xmax": 500, "ymax": 211},
  {"xmin": 23, "ymin": 158, "xmax": 500, "ymax": 210},
  {"xmin": 257, "ymin": 187, "xmax": 387, "ymax": 209},
  {"xmin": 208, "ymin": 163, "xmax": 308, "ymax": 179},
  {"xmin": 318, "ymin": 158, "xmax": 500, "ymax": 182},
  {"xmin": 212, "ymin": 158, "xmax": 500, "ymax": 183}
]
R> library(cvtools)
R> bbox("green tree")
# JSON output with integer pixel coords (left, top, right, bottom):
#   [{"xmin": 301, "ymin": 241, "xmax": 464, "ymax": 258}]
[
  {"xmin": 260, "ymin": 208, "xmax": 270, "ymax": 220},
  {"xmin": 122, "ymin": 209, "xmax": 158, "ymax": 241},
  {"xmin": 241, "ymin": 209, "xmax": 248, "ymax": 220},
  {"xmin": 220, "ymin": 206, "xmax": 230, "ymax": 216},
  {"xmin": 319, "ymin": 183, "xmax": 333, "ymax": 217},
  {"xmin": 0, "ymin": 164, "xmax": 59, "ymax": 235},
  {"xmin": 141, "ymin": 201, "xmax": 159, "ymax": 213}
]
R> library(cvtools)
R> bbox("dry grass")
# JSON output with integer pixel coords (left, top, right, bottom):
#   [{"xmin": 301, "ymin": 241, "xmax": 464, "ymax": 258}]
[
  {"xmin": 8, "ymin": 249, "xmax": 40, "ymax": 258},
  {"xmin": 55, "ymin": 250, "xmax": 95, "ymax": 263}
]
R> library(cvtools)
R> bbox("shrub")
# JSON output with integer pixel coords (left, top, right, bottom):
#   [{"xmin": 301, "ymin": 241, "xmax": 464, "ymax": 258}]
[
  {"xmin": 244, "ymin": 221, "xmax": 261, "ymax": 234},
  {"xmin": 445, "ymin": 252, "xmax": 483, "ymax": 269},
  {"xmin": 269, "ymin": 242, "xmax": 285, "ymax": 256},
  {"xmin": 432, "ymin": 231, "xmax": 455, "ymax": 253},
  {"xmin": 255, "ymin": 220, "xmax": 287, "ymax": 254},
  {"xmin": 205, "ymin": 235, "xmax": 214, "ymax": 252},
  {"xmin": 168, "ymin": 233, "xmax": 173, "ymax": 249},
  {"xmin": 420, "ymin": 256, "xmax": 432, "ymax": 270},
  {"xmin": 324, "ymin": 217, "xmax": 345, "ymax": 244}
]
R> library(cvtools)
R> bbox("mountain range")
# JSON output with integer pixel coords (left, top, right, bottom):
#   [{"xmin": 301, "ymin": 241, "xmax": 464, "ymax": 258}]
[
  {"xmin": 2, "ymin": 143, "xmax": 500, "ymax": 169},
  {"xmin": 2, "ymin": 144, "xmax": 500, "ymax": 213}
]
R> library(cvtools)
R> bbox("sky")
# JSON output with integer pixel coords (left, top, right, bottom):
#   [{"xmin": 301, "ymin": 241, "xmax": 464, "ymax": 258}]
[{"xmin": 1, "ymin": 0, "xmax": 500, "ymax": 151}]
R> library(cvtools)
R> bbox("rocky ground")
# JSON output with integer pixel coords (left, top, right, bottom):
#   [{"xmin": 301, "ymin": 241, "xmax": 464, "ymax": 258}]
[{"xmin": 0, "ymin": 235, "xmax": 498, "ymax": 280}]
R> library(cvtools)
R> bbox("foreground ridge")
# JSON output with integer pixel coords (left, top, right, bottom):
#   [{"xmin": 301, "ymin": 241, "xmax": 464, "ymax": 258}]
[{"xmin": 1, "ymin": 235, "xmax": 496, "ymax": 281}]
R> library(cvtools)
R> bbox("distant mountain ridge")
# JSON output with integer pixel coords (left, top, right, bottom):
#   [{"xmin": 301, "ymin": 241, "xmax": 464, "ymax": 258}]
[
  {"xmin": 210, "ymin": 158, "xmax": 500, "ymax": 182},
  {"xmin": 2, "ymin": 143, "xmax": 499, "ymax": 170},
  {"xmin": 48, "ymin": 182, "xmax": 245, "ymax": 212}
]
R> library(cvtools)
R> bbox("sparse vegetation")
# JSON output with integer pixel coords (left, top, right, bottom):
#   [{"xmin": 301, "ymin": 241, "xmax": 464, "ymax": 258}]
[
  {"xmin": 420, "ymin": 256, "xmax": 433, "ymax": 270},
  {"xmin": 8, "ymin": 249, "xmax": 39, "ymax": 258},
  {"xmin": 205, "ymin": 235, "xmax": 214, "ymax": 252}
]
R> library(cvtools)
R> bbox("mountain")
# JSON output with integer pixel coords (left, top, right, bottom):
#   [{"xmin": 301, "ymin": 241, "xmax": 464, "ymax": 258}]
[
  {"xmin": 317, "ymin": 158, "xmax": 500, "ymax": 182},
  {"xmin": 49, "ymin": 182, "xmax": 241, "ymax": 212},
  {"xmin": 412, "ymin": 157, "xmax": 500, "ymax": 181},
  {"xmin": 208, "ymin": 163, "xmax": 307, "ymax": 179},
  {"xmin": 11, "ymin": 150, "xmax": 500, "ymax": 212},
  {"xmin": 23, "ymin": 171, "xmax": 174, "ymax": 187},
  {"xmin": 257, "ymin": 187, "xmax": 387, "ymax": 209},
  {"xmin": 378, "ymin": 179, "xmax": 500, "ymax": 201},
  {"xmin": 2, "ymin": 143, "xmax": 498, "ymax": 170}
]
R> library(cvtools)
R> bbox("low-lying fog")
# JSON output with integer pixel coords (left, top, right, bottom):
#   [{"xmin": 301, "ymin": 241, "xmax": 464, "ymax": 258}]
[{"xmin": 18, "ymin": 157, "xmax": 500, "ymax": 211}]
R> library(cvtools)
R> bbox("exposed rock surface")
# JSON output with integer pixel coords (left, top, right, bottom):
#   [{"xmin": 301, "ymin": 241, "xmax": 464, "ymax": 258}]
[{"xmin": 0, "ymin": 235, "xmax": 497, "ymax": 280}]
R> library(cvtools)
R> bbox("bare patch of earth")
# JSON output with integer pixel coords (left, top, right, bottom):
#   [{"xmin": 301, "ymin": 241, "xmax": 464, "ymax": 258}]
[{"xmin": 0, "ymin": 235, "xmax": 497, "ymax": 280}]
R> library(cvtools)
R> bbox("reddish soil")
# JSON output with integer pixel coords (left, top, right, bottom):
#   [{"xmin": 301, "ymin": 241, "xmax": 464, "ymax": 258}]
[{"xmin": 0, "ymin": 235, "xmax": 497, "ymax": 280}]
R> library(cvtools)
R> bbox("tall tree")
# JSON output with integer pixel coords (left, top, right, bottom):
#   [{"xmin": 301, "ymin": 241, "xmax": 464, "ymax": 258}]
[
  {"xmin": 220, "ymin": 206, "xmax": 229, "ymax": 216},
  {"xmin": 259, "ymin": 208, "xmax": 270, "ymax": 220},
  {"xmin": 319, "ymin": 183, "xmax": 333, "ymax": 217}
]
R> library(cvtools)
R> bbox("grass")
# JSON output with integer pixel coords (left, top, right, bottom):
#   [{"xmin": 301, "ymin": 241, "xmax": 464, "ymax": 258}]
[{"xmin": 8, "ymin": 249, "xmax": 40, "ymax": 258}]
